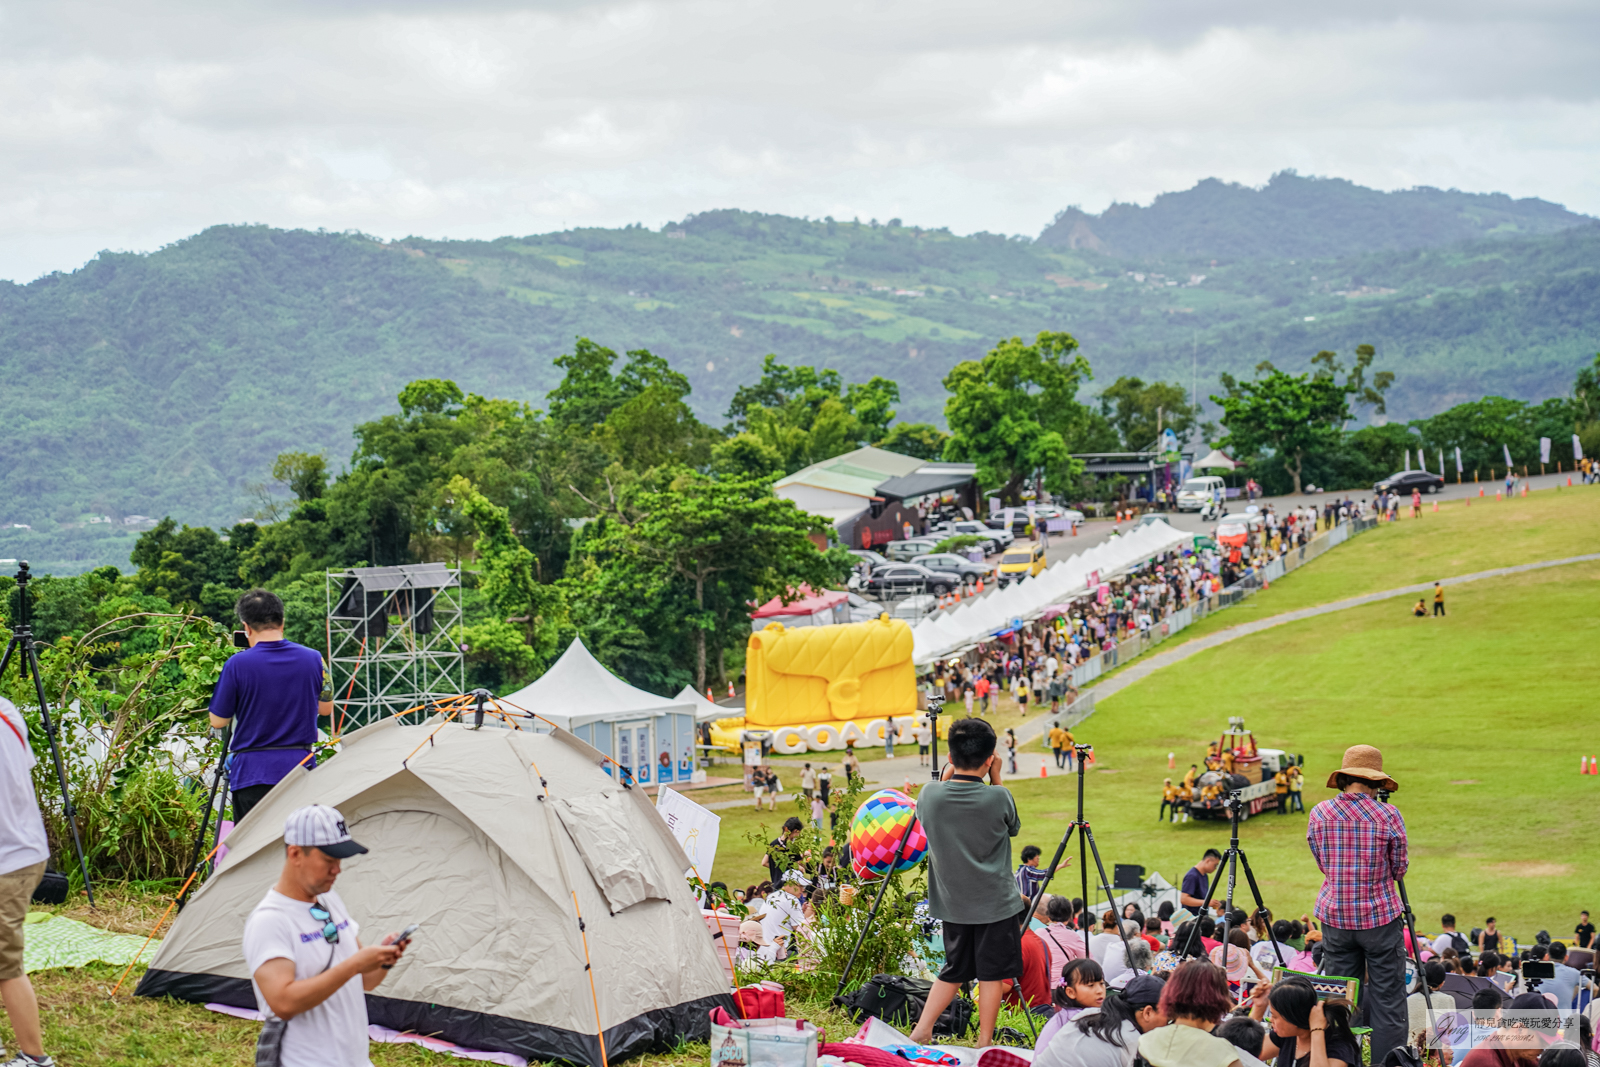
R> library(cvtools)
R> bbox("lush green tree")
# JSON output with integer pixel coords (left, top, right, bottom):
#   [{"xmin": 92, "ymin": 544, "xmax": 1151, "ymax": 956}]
[
  {"xmin": 1097, "ymin": 377, "xmax": 1200, "ymax": 451},
  {"xmin": 1310, "ymin": 344, "xmax": 1394, "ymax": 427},
  {"xmin": 711, "ymin": 433, "xmax": 786, "ymax": 480},
  {"xmin": 446, "ymin": 475, "xmax": 566, "ymax": 685},
  {"xmin": 1213, "ymin": 362, "xmax": 1350, "ymax": 495},
  {"xmin": 725, "ymin": 355, "xmax": 906, "ymax": 472},
  {"xmin": 1574, "ymin": 353, "xmax": 1600, "ymax": 424},
  {"xmin": 271, "ymin": 452, "xmax": 329, "ymax": 502},
  {"xmin": 128, "ymin": 519, "xmax": 256, "ymax": 618},
  {"xmin": 941, "ymin": 331, "xmax": 1095, "ymax": 503},
  {"xmin": 877, "ymin": 422, "xmax": 949, "ymax": 460},
  {"xmin": 567, "ymin": 469, "xmax": 847, "ymax": 691},
  {"xmin": 1410, "ymin": 396, "xmax": 1536, "ymax": 473}
]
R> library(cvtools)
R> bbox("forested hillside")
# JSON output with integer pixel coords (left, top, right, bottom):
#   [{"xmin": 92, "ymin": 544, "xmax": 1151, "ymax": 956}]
[
  {"xmin": 1036, "ymin": 171, "xmax": 1590, "ymax": 260},
  {"xmin": 2, "ymin": 174, "xmax": 1598, "ymax": 573}
]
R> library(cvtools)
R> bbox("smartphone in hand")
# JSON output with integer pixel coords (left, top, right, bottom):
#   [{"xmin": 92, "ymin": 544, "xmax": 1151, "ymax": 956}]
[{"xmin": 382, "ymin": 925, "xmax": 420, "ymax": 969}]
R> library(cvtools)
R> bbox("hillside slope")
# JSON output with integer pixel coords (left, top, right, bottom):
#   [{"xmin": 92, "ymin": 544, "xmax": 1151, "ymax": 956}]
[
  {"xmin": 2, "ymin": 186, "xmax": 1598, "ymax": 573},
  {"xmin": 1037, "ymin": 171, "xmax": 1590, "ymax": 260}
]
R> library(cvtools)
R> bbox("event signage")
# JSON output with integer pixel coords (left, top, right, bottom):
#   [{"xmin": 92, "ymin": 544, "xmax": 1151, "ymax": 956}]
[
  {"xmin": 1086, "ymin": 569, "xmax": 1100, "ymax": 591},
  {"xmin": 656, "ymin": 786, "xmax": 721, "ymax": 882},
  {"xmin": 1540, "ymin": 437, "xmax": 1551, "ymax": 464},
  {"xmin": 1455, "ymin": 447, "xmax": 1463, "ymax": 474}
]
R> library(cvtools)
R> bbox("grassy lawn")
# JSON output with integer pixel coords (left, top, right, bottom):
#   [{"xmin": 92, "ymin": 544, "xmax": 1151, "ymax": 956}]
[
  {"xmin": 1171, "ymin": 487, "xmax": 1600, "ymax": 646},
  {"xmin": 1006, "ymin": 556, "xmax": 1600, "ymax": 943}
]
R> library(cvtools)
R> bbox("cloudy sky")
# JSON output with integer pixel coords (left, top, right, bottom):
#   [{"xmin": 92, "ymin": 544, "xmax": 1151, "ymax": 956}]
[{"xmin": 2, "ymin": 0, "xmax": 1597, "ymax": 282}]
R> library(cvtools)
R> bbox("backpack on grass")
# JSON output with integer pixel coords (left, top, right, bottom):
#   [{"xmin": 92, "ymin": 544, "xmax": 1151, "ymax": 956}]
[{"xmin": 837, "ymin": 974, "xmax": 972, "ymax": 1037}]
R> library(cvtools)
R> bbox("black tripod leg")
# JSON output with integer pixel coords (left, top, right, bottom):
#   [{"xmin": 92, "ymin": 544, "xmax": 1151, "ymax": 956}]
[
  {"xmin": 1180, "ymin": 857, "xmax": 1229, "ymax": 957},
  {"xmin": 179, "ymin": 757, "xmax": 224, "ymax": 907},
  {"xmin": 1082, "ymin": 826, "xmax": 1143, "ymax": 974},
  {"xmin": 1234, "ymin": 849, "xmax": 1286, "ymax": 970},
  {"xmin": 23, "ymin": 639, "xmax": 95, "ymax": 907},
  {"xmin": 833, "ymin": 816, "xmax": 920, "ymax": 1000}
]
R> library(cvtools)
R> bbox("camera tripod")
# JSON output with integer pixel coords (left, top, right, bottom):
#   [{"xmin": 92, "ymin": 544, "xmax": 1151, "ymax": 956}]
[
  {"xmin": 1178, "ymin": 789, "xmax": 1283, "ymax": 974},
  {"xmin": 1022, "ymin": 744, "xmax": 1143, "ymax": 986},
  {"xmin": 178, "ymin": 725, "xmax": 231, "ymax": 908},
  {"xmin": 1378, "ymin": 788, "xmax": 1436, "ymax": 1053},
  {"xmin": 832, "ymin": 697, "xmax": 944, "ymax": 1001},
  {"xmin": 0, "ymin": 562, "xmax": 95, "ymax": 906}
]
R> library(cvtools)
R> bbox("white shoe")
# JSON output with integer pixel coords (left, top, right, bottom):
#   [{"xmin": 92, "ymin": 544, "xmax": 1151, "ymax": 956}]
[{"xmin": 3, "ymin": 1053, "xmax": 57, "ymax": 1066}]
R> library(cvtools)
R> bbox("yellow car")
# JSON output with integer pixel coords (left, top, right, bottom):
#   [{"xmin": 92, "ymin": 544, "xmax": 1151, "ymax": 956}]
[{"xmin": 996, "ymin": 541, "xmax": 1046, "ymax": 584}]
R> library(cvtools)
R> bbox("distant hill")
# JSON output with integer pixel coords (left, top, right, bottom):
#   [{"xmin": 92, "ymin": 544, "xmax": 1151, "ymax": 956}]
[
  {"xmin": 2, "ymin": 175, "xmax": 1598, "ymax": 573},
  {"xmin": 1037, "ymin": 171, "xmax": 1591, "ymax": 261}
]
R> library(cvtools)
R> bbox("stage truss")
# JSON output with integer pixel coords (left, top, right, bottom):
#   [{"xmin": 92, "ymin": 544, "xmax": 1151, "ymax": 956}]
[{"xmin": 326, "ymin": 563, "xmax": 465, "ymax": 729}]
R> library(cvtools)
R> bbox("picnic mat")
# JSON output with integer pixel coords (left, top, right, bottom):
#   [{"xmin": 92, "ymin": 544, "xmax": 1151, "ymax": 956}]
[
  {"xmin": 206, "ymin": 1003, "xmax": 529, "ymax": 1066},
  {"xmin": 22, "ymin": 912, "xmax": 160, "ymax": 974}
]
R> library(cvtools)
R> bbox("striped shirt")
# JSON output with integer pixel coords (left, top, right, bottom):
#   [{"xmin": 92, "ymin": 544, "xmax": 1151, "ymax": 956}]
[{"xmin": 1307, "ymin": 790, "xmax": 1408, "ymax": 929}]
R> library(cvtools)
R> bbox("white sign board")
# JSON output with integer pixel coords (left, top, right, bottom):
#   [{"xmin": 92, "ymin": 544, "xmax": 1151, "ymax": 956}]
[{"xmin": 655, "ymin": 787, "xmax": 722, "ymax": 883}]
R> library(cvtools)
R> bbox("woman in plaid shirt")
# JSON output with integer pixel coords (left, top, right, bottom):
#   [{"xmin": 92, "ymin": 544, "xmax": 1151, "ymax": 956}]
[{"xmin": 1306, "ymin": 744, "xmax": 1409, "ymax": 1062}]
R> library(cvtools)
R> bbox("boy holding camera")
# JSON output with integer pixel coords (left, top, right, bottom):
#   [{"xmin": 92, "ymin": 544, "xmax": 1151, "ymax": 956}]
[{"xmin": 908, "ymin": 718, "xmax": 1021, "ymax": 1049}]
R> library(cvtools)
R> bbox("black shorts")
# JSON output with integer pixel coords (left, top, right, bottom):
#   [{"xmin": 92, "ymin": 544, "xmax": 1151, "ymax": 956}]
[
  {"xmin": 938, "ymin": 911, "xmax": 1025, "ymax": 984},
  {"xmin": 919, "ymin": 745, "xmax": 930, "ymax": 754},
  {"xmin": 231, "ymin": 783, "xmax": 274, "ymax": 822}
]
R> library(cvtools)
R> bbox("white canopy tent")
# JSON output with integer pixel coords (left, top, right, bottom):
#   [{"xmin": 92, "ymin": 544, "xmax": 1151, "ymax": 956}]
[
  {"xmin": 1195, "ymin": 449, "xmax": 1238, "ymax": 470},
  {"xmin": 674, "ymin": 685, "xmax": 738, "ymax": 724},
  {"xmin": 501, "ymin": 638, "xmax": 701, "ymax": 787},
  {"xmin": 910, "ymin": 520, "xmax": 1195, "ymax": 664}
]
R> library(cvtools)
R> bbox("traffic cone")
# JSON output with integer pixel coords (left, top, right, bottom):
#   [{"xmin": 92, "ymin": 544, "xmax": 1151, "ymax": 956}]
[
  {"xmin": 1039, "ymin": 762, "xmax": 1048, "ymax": 778},
  {"xmin": 706, "ymin": 688, "xmax": 714, "ymax": 702},
  {"xmin": 1479, "ymin": 486, "xmax": 1484, "ymax": 497},
  {"xmin": 1496, "ymin": 491, "xmax": 1502, "ymax": 501},
  {"xmin": 976, "ymin": 578, "xmax": 984, "ymax": 594},
  {"xmin": 1583, "ymin": 757, "xmax": 1591, "ymax": 776},
  {"xmin": 728, "ymin": 681, "xmax": 736, "ymax": 698},
  {"xmin": 1522, "ymin": 483, "xmax": 1528, "ymax": 497},
  {"xmin": 1168, "ymin": 751, "xmax": 1175, "ymax": 769},
  {"xmin": 1433, "ymin": 501, "xmax": 1438, "ymax": 513},
  {"xmin": 1567, "ymin": 477, "xmax": 1573, "ymax": 487}
]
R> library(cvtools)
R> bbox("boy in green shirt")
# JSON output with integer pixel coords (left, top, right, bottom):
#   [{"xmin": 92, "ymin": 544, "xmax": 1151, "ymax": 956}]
[{"xmin": 908, "ymin": 718, "xmax": 1022, "ymax": 1048}]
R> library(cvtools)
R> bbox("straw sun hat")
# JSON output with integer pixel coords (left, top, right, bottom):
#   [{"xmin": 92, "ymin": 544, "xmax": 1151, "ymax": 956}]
[{"xmin": 1325, "ymin": 744, "xmax": 1399, "ymax": 792}]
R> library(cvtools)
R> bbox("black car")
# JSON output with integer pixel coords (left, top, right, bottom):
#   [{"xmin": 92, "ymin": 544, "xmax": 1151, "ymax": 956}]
[
  {"xmin": 1373, "ymin": 470, "xmax": 1446, "ymax": 494},
  {"xmin": 861, "ymin": 563, "xmax": 959, "ymax": 598},
  {"xmin": 910, "ymin": 552, "xmax": 993, "ymax": 584}
]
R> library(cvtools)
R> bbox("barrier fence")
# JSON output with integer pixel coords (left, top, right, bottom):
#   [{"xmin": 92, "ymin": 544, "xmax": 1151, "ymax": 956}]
[{"xmin": 1063, "ymin": 516, "xmax": 1377, "ymax": 693}]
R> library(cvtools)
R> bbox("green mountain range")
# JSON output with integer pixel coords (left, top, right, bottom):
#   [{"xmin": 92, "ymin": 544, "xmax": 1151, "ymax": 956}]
[{"xmin": 2, "ymin": 171, "xmax": 1597, "ymax": 573}]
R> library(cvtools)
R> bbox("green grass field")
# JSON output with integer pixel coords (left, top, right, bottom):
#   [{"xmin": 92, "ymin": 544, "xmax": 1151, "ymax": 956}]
[
  {"xmin": 1172, "ymin": 486, "xmax": 1600, "ymax": 646},
  {"xmin": 1004, "ymin": 555, "xmax": 1600, "ymax": 944}
]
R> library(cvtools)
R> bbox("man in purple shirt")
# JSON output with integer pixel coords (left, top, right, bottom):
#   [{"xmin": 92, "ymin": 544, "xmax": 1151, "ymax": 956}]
[
  {"xmin": 209, "ymin": 590, "xmax": 332, "ymax": 823},
  {"xmin": 1307, "ymin": 744, "xmax": 1408, "ymax": 1061}
]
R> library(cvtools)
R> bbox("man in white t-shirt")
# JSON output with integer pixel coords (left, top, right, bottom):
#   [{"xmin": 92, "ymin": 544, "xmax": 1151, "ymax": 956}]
[
  {"xmin": 0, "ymin": 698, "xmax": 55, "ymax": 1067},
  {"xmin": 760, "ymin": 871, "xmax": 810, "ymax": 961},
  {"xmin": 243, "ymin": 805, "xmax": 407, "ymax": 1067}
]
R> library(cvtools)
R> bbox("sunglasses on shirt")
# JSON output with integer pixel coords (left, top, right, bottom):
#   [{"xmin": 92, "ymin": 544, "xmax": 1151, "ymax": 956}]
[{"xmin": 309, "ymin": 901, "xmax": 339, "ymax": 945}]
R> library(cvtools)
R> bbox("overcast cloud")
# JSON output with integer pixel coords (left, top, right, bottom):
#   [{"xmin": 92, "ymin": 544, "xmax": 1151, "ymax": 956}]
[{"xmin": 1, "ymin": 0, "xmax": 1597, "ymax": 281}]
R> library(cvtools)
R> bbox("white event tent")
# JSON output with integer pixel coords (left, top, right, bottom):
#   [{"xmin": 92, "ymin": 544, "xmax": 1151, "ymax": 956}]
[{"xmin": 909, "ymin": 519, "xmax": 1195, "ymax": 665}]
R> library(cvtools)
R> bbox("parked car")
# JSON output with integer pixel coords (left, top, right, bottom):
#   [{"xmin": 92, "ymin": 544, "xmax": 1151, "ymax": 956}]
[
  {"xmin": 936, "ymin": 519, "xmax": 1009, "ymax": 553},
  {"xmin": 888, "ymin": 594, "xmax": 938, "ymax": 620},
  {"xmin": 884, "ymin": 538, "xmax": 941, "ymax": 562},
  {"xmin": 996, "ymin": 541, "xmax": 1047, "ymax": 585},
  {"xmin": 848, "ymin": 548, "xmax": 889, "ymax": 571},
  {"xmin": 861, "ymin": 563, "xmax": 960, "ymax": 598},
  {"xmin": 1374, "ymin": 469, "xmax": 1446, "ymax": 494},
  {"xmin": 910, "ymin": 553, "xmax": 993, "ymax": 584},
  {"xmin": 1176, "ymin": 476, "xmax": 1227, "ymax": 512},
  {"xmin": 989, "ymin": 504, "xmax": 1082, "ymax": 536}
]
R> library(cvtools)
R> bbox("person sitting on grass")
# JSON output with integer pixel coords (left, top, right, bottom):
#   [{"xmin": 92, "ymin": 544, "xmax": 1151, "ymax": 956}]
[
  {"xmin": 1034, "ymin": 974, "xmax": 1168, "ymax": 1067},
  {"xmin": 907, "ymin": 717, "xmax": 1021, "ymax": 1049},
  {"xmin": 1032, "ymin": 957, "xmax": 1107, "ymax": 1052},
  {"xmin": 1249, "ymin": 973, "xmax": 1361, "ymax": 1067},
  {"xmin": 1413, "ymin": 598, "xmax": 1428, "ymax": 617},
  {"xmin": 1137, "ymin": 959, "xmax": 1245, "ymax": 1067}
]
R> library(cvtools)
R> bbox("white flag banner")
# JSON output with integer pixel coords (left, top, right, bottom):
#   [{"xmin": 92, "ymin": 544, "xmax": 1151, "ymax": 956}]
[
  {"xmin": 1438, "ymin": 450, "xmax": 1445, "ymax": 477},
  {"xmin": 1003, "ymin": 507, "xmax": 1016, "ymax": 530},
  {"xmin": 1503, "ymin": 443, "xmax": 1514, "ymax": 469},
  {"xmin": 988, "ymin": 496, "xmax": 1002, "ymax": 515},
  {"xmin": 1540, "ymin": 437, "xmax": 1551, "ymax": 464},
  {"xmin": 1576, "ymin": 434, "xmax": 1585, "ymax": 461},
  {"xmin": 656, "ymin": 786, "xmax": 721, "ymax": 883},
  {"xmin": 1455, "ymin": 447, "xmax": 1463, "ymax": 474},
  {"xmin": 1404, "ymin": 448, "xmax": 1412, "ymax": 471}
]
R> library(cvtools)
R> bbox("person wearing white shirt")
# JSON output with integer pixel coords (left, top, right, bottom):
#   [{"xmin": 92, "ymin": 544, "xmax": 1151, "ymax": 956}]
[
  {"xmin": 759, "ymin": 872, "xmax": 810, "ymax": 961},
  {"xmin": 0, "ymin": 698, "xmax": 55, "ymax": 1067},
  {"xmin": 243, "ymin": 805, "xmax": 407, "ymax": 1067}
]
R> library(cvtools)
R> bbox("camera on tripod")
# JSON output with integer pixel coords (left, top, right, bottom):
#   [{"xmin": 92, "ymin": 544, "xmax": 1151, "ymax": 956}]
[{"xmin": 1223, "ymin": 788, "xmax": 1246, "ymax": 813}]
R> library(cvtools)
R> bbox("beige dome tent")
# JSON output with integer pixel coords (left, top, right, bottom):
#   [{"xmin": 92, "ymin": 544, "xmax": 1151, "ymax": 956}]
[{"xmin": 136, "ymin": 714, "xmax": 733, "ymax": 1065}]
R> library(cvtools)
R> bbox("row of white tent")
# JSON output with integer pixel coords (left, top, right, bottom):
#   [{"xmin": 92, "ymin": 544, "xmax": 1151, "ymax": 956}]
[{"xmin": 908, "ymin": 519, "xmax": 1196, "ymax": 665}]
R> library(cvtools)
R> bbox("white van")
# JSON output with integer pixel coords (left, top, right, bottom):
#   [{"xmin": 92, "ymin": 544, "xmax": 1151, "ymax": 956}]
[{"xmin": 1176, "ymin": 476, "xmax": 1226, "ymax": 512}]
